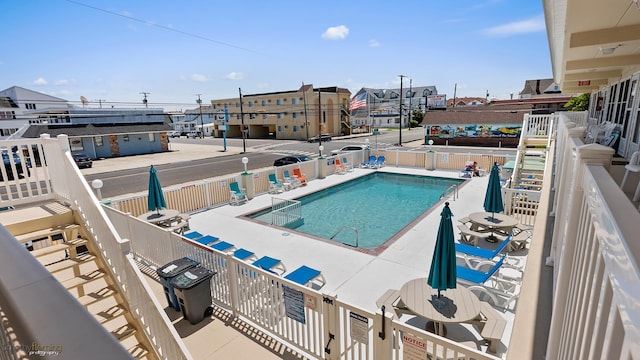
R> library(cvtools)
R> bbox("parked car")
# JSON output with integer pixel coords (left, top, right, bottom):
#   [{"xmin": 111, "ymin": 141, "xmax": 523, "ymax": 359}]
[
  {"xmin": 71, "ymin": 152, "xmax": 93, "ymax": 169},
  {"xmin": 1, "ymin": 148, "xmax": 30, "ymax": 181},
  {"xmin": 307, "ymin": 134, "xmax": 332, "ymax": 143},
  {"xmin": 273, "ymin": 155, "xmax": 313, "ymax": 167},
  {"xmin": 186, "ymin": 131, "xmax": 200, "ymax": 139},
  {"xmin": 167, "ymin": 130, "xmax": 180, "ymax": 138},
  {"xmin": 330, "ymin": 145, "xmax": 369, "ymax": 156}
]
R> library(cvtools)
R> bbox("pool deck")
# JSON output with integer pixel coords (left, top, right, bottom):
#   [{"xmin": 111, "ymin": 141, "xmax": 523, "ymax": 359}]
[{"xmin": 182, "ymin": 165, "xmax": 521, "ymax": 356}]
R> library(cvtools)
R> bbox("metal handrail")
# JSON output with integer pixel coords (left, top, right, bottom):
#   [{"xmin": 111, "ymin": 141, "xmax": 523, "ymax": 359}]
[
  {"xmin": 440, "ymin": 184, "xmax": 458, "ymax": 201},
  {"xmin": 330, "ymin": 226, "xmax": 359, "ymax": 247}
]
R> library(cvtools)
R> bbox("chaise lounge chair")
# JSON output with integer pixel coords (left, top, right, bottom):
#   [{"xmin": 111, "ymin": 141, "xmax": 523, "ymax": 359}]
[
  {"xmin": 233, "ymin": 248, "xmax": 258, "ymax": 262},
  {"xmin": 457, "ymin": 255, "xmax": 519, "ymax": 309},
  {"xmin": 252, "ymin": 255, "xmax": 287, "ymax": 275},
  {"xmin": 208, "ymin": 240, "xmax": 235, "ymax": 253},
  {"xmin": 368, "ymin": 155, "xmax": 385, "ymax": 169},
  {"xmin": 360, "ymin": 155, "xmax": 376, "ymax": 168},
  {"xmin": 334, "ymin": 158, "xmax": 347, "ymax": 174},
  {"xmin": 268, "ymin": 173, "xmax": 285, "ymax": 194},
  {"xmin": 292, "ymin": 169, "xmax": 307, "ymax": 185},
  {"xmin": 341, "ymin": 157, "xmax": 354, "ymax": 172},
  {"xmin": 183, "ymin": 231, "xmax": 204, "ymax": 240},
  {"xmin": 456, "ymin": 234, "xmax": 512, "ymax": 260},
  {"xmin": 284, "ymin": 265, "xmax": 326, "ymax": 289},
  {"xmin": 283, "ymin": 170, "xmax": 301, "ymax": 188},
  {"xmin": 193, "ymin": 234, "xmax": 219, "ymax": 246},
  {"xmin": 229, "ymin": 181, "xmax": 248, "ymax": 205}
]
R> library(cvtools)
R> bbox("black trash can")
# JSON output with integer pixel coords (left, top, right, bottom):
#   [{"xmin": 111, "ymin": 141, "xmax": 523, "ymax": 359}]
[
  {"xmin": 171, "ymin": 266, "xmax": 216, "ymax": 324},
  {"xmin": 156, "ymin": 257, "xmax": 199, "ymax": 311}
]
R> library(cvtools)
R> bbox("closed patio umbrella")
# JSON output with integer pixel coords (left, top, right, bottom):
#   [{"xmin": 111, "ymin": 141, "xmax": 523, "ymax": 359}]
[
  {"xmin": 483, "ymin": 162, "xmax": 504, "ymax": 220},
  {"xmin": 147, "ymin": 165, "xmax": 167, "ymax": 216},
  {"xmin": 427, "ymin": 202, "xmax": 457, "ymax": 300}
]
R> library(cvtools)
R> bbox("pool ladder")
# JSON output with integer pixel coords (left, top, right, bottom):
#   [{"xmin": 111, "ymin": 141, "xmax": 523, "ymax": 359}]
[
  {"xmin": 330, "ymin": 226, "xmax": 359, "ymax": 247},
  {"xmin": 440, "ymin": 184, "xmax": 458, "ymax": 201}
]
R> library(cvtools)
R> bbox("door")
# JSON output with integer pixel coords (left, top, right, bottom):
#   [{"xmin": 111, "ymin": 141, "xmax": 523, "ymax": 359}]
[{"xmin": 624, "ymin": 73, "xmax": 640, "ymax": 158}]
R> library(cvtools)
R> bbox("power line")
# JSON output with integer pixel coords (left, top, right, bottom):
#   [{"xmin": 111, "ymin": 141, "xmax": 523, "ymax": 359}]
[{"xmin": 63, "ymin": 0, "xmax": 260, "ymax": 54}]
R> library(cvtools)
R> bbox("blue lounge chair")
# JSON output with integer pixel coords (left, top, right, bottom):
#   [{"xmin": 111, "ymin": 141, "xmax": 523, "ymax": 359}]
[
  {"xmin": 183, "ymin": 231, "xmax": 203, "ymax": 240},
  {"xmin": 283, "ymin": 170, "xmax": 301, "ymax": 188},
  {"xmin": 360, "ymin": 155, "xmax": 376, "ymax": 168},
  {"xmin": 193, "ymin": 234, "xmax": 219, "ymax": 246},
  {"xmin": 456, "ymin": 234, "xmax": 512, "ymax": 260},
  {"xmin": 284, "ymin": 265, "xmax": 326, "ymax": 288},
  {"xmin": 252, "ymin": 255, "xmax": 287, "ymax": 275},
  {"xmin": 268, "ymin": 173, "xmax": 285, "ymax": 193},
  {"xmin": 233, "ymin": 248, "xmax": 257, "ymax": 262},
  {"xmin": 208, "ymin": 241, "xmax": 235, "ymax": 253},
  {"xmin": 457, "ymin": 254, "xmax": 507, "ymax": 284},
  {"xmin": 368, "ymin": 155, "xmax": 386, "ymax": 169},
  {"xmin": 229, "ymin": 181, "xmax": 248, "ymax": 205}
]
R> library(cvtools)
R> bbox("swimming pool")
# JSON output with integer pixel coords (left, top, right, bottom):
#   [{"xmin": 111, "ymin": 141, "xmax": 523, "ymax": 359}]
[{"xmin": 249, "ymin": 172, "xmax": 464, "ymax": 249}]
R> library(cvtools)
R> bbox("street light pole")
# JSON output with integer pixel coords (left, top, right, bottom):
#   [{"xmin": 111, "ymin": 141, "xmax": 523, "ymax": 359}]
[
  {"xmin": 239, "ymin": 87, "xmax": 246, "ymax": 153},
  {"xmin": 196, "ymin": 94, "xmax": 204, "ymax": 139},
  {"xmin": 318, "ymin": 90, "xmax": 322, "ymax": 155},
  {"xmin": 398, "ymin": 75, "xmax": 406, "ymax": 146}
]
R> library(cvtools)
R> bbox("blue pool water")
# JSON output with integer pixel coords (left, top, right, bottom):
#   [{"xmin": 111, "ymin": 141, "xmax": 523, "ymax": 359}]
[{"xmin": 249, "ymin": 172, "xmax": 463, "ymax": 249}]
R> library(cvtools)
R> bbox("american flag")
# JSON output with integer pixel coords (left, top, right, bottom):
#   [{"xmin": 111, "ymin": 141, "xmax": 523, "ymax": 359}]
[{"xmin": 349, "ymin": 92, "xmax": 367, "ymax": 111}]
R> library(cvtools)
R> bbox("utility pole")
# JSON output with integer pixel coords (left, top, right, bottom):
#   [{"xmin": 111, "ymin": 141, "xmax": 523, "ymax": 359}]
[
  {"xmin": 408, "ymin": 79, "xmax": 412, "ymax": 131},
  {"xmin": 96, "ymin": 99, "xmax": 105, "ymax": 109},
  {"xmin": 140, "ymin": 92, "xmax": 150, "ymax": 108},
  {"xmin": 239, "ymin": 88, "xmax": 246, "ymax": 153},
  {"xmin": 398, "ymin": 75, "xmax": 406, "ymax": 146},
  {"xmin": 453, "ymin": 83, "xmax": 457, "ymax": 108},
  {"xmin": 302, "ymin": 82, "xmax": 309, "ymax": 141},
  {"xmin": 196, "ymin": 94, "xmax": 204, "ymax": 139}
]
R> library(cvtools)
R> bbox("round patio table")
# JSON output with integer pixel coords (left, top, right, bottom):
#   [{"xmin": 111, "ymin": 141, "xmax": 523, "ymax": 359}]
[
  {"xmin": 400, "ymin": 278, "xmax": 481, "ymax": 336},
  {"xmin": 137, "ymin": 209, "xmax": 180, "ymax": 226},
  {"xmin": 468, "ymin": 212, "xmax": 519, "ymax": 242}
]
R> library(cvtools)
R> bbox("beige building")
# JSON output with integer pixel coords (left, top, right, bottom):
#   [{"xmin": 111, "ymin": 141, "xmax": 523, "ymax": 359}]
[{"xmin": 209, "ymin": 84, "xmax": 351, "ymax": 141}]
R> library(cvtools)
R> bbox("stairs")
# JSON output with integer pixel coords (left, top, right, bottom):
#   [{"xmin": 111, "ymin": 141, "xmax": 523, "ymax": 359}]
[{"xmin": 4, "ymin": 202, "xmax": 157, "ymax": 359}]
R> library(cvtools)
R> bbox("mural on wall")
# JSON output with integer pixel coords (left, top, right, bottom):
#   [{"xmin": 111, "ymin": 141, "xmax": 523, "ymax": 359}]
[{"xmin": 427, "ymin": 124, "xmax": 522, "ymax": 138}]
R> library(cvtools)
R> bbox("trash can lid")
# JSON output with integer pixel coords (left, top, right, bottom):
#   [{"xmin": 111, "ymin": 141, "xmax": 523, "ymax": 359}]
[
  {"xmin": 171, "ymin": 266, "xmax": 216, "ymax": 289},
  {"xmin": 156, "ymin": 257, "xmax": 199, "ymax": 279}
]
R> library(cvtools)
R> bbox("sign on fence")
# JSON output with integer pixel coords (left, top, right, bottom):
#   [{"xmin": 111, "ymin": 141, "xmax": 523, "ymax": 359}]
[
  {"xmin": 402, "ymin": 332, "xmax": 428, "ymax": 360},
  {"xmin": 349, "ymin": 312, "xmax": 369, "ymax": 344},
  {"xmin": 283, "ymin": 286, "xmax": 306, "ymax": 324}
]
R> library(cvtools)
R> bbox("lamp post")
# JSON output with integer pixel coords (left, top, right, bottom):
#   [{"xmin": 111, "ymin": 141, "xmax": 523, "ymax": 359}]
[
  {"xmin": 241, "ymin": 157, "xmax": 249, "ymax": 174},
  {"xmin": 140, "ymin": 92, "xmax": 149, "ymax": 108},
  {"xmin": 318, "ymin": 145, "xmax": 324, "ymax": 159},
  {"xmin": 398, "ymin": 75, "xmax": 406, "ymax": 147},
  {"xmin": 196, "ymin": 94, "xmax": 204, "ymax": 139},
  {"xmin": 91, "ymin": 179, "xmax": 103, "ymax": 201}
]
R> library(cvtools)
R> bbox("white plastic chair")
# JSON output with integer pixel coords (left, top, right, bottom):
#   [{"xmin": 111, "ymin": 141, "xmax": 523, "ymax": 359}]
[{"xmin": 620, "ymin": 151, "xmax": 640, "ymax": 201}]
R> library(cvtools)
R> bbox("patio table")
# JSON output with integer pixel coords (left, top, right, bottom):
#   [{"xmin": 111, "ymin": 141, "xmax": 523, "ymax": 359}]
[
  {"xmin": 400, "ymin": 278, "xmax": 481, "ymax": 337},
  {"xmin": 137, "ymin": 209, "xmax": 181, "ymax": 227},
  {"xmin": 468, "ymin": 212, "xmax": 519, "ymax": 242}
]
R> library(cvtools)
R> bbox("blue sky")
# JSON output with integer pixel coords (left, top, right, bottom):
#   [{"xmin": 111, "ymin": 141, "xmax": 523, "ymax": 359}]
[{"xmin": 1, "ymin": 0, "xmax": 551, "ymax": 111}]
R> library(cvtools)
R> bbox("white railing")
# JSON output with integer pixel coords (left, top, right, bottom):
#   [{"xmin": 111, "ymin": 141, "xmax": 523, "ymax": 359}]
[
  {"xmin": 270, "ymin": 197, "xmax": 303, "ymax": 227},
  {"xmin": 105, "ymin": 205, "xmax": 498, "ymax": 360},
  {"xmin": 47, "ymin": 135, "xmax": 193, "ymax": 360},
  {"xmin": 543, "ymin": 113, "xmax": 640, "ymax": 359}
]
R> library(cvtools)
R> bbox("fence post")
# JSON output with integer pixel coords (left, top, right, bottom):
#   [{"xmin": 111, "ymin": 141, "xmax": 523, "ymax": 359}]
[
  {"xmin": 226, "ymin": 253, "xmax": 240, "ymax": 317},
  {"xmin": 322, "ymin": 295, "xmax": 339, "ymax": 359},
  {"xmin": 373, "ymin": 310, "xmax": 394, "ymax": 360}
]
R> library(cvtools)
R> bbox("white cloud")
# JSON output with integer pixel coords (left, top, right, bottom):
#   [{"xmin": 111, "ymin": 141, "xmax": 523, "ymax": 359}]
[
  {"xmin": 322, "ymin": 25, "xmax": 349, "ymax": 40},
  {"xmin": 33, "ymin": 77, "xmax": 48, "ymax": 86},
  {"xmin": 484, "ymin": 14, "xmax": 545, "ymax": 36},
  {"xmin": 55, "ymin": 79, "xmax": 73, "ymax": 85},
  {"xmin": 191, "ymin": 73, "xmax": 208, "ymax": 82},
  {"xmin": 369, "ymin": 39, "xmax": 380, "ymax": 47},
  {"xmin": 225, "ymin": 72, "xmax": 245, "ymax": 80}
]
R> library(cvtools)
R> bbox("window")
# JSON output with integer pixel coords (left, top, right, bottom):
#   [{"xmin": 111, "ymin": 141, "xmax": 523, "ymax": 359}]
[
  {"xmin": 250, "ymin": 114, "xmax": 256, "ymax": 119},
  {"xmin": 248, "ymin": 101, "xmax": 254, "ymax": 107},
  {"xmin": 277, "ymin": 126, "xmax": 284, "ymax": 132},
  {"xmin": 389, "ymin": 92, "xmax": 399, "ymax": 99},
  {"xmin": 148, "ymin": 133, "xmax": 155, "ymax": 142},
  {"xmin": 236, "ymin": 102, "xmax": 240, "ymax": 107},
  {"xmin": 262, "ymin": 114, "xmax": 268, "ymax": 119},
  {"xmin": 123, "ymin": 134, "xmax": 130, "ymax": 142},
  {"xmin": 70, "ymin": 138, "xmax": 83, "ymax": 151},
  {"xmin": 25, "ymin": 103, "xmax": 37, "ymax": 110},
  {"xmin": 406, "ymin": 90, "xmax": 415, "ymax": 98},
  {"xmin": 292, "ymin": 98, "xmax": 299, "ymax": 105},
  {"xmin": 276, "ymin": 99, "xmax": 283, "ymax": 105},
  {"xmin": 293, "ymin": 112, "xmax": 298, "ymax": 119},
  {"xmin": 423, "ymin": 89, "xmax": 432, "ymax": 97},
  {"xmin": 293, "ymin": 125, "xmax": 300, "ymax": 132},
  {"xmin": 277, "ymin": 113, "xmax": 284, "ymax": 119},
  {"xmin": 94, "ymin": 136, "xmax": 103, "ymax": 147},
  {"xmin": 261, "ymin": 100, "xmax": 267, "ymax": 106}
]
